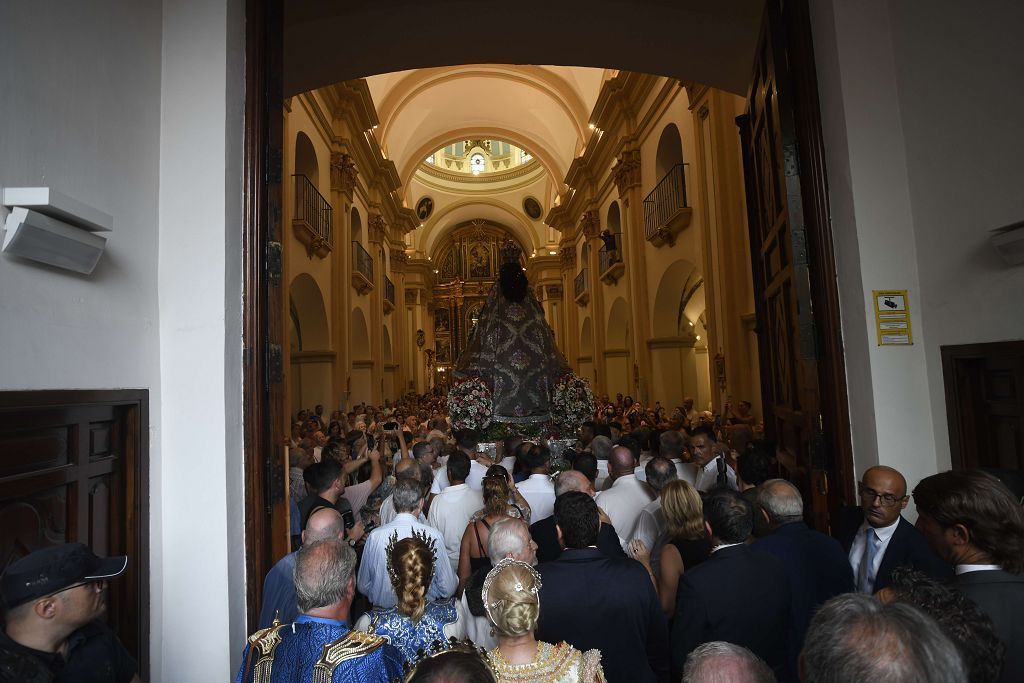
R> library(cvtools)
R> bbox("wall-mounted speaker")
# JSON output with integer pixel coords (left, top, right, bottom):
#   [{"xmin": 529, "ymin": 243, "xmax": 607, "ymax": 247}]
[{"xmin": 1, "ymin": 187, "xmax": 112, "ymax": 275}]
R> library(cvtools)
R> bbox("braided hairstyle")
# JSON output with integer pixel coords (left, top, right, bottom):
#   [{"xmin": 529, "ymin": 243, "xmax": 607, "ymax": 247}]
[
  {"xmin": 484, "ymin": 560, "xmax": 540, "ymax": 637},
  {"xmin": 391, "ymin": 536, "xmax": 434, "ymax": 622}
]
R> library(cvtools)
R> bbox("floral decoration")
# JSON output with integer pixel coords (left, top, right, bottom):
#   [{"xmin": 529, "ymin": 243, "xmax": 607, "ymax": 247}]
[
  {"xmin": 447, "ymin": 376, "xmax": 494, "ymax": 430},
  {"xmin": 551, "ymin": 373, "xmax": 596, "ymax": 433}
]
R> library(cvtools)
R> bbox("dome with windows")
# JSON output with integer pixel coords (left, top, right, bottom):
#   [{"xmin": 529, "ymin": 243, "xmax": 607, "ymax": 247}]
[{"xmin": 422, "ymin": 139, "xmax": 534, "ymax": 177}]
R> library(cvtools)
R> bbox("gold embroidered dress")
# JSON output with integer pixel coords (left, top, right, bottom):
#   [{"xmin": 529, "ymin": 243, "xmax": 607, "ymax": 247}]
[{"xmin": 487, "ymin": 641, "xmax": 605, "ymax": 683}]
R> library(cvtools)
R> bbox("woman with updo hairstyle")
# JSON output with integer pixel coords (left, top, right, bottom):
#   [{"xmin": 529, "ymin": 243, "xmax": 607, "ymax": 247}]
[
  {"xmin": 457, "ymin": 465, "xmax": 530, "ymax": 594},
  {"xmin": 482, "ymin": 558, "xmax": 604, "ymax": 682},
  {"xmin": 355, "ymin": 532, "xmax": 466, "ymax": 667}
]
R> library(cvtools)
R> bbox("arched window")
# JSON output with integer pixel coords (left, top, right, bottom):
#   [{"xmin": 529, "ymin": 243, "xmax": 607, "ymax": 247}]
[
  {"xmin": 655, "ymin": 123, "xmax": 684, "ymax": 181},
  {"xmin": 470, "ymin": 153, "xmax": 486, "ymax": 174},
  {"xmin": 351, "ymin": 206, "xmax": 362, "ymax": 243},
  {"xmin": 294, "ymin": 132, "xmax": 319, "ymax": 187}
]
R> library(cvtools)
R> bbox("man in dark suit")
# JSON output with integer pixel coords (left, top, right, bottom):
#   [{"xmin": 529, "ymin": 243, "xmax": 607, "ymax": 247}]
[
  {"xmin": 914, "ymin": 469, "xmax": 1024, "ymax": 683},
  {"xmin": 672, "ymin": 489, "xmax": 792, "ymax": 681},
  {"xmin": 530, "ymin": 470, "xmax": 626, "ymax": 563},
  {"xmin": 753, "ymin": 479, "xmax": 853, "ymax": 661},
  {"xmin": 536, "ymin": 491, "xmax": 669, "ymax": 683},
  {"xmin": 838, "ymin": 465, "xmax": 951, "ymax": 594}
]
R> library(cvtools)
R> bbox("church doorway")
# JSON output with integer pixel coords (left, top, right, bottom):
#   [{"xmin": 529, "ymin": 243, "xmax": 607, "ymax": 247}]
[{"xmin": 241, "ymin": 0, "xmax": 855, "ymax": 628}]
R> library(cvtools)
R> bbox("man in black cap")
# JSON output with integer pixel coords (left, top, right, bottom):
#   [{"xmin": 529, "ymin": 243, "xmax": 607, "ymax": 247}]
[{"xmin": 0, "ymin": 543, "xmax": 138, "ymax": 682}]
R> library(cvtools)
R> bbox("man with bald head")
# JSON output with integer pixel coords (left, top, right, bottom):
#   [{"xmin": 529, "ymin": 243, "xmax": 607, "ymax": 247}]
[
  {"xmin": 530, "ymin": 470, "xmax": 628, "ymax": 563},
  {"xmin": 258, "ymin": 507, "xmax": 363, "ymax": 628},
  {"xmin": 752, "ymin": 479, "xmax": 852, "ymax": 666},
  {"xmin": 839, "ymin": 465, "xmax": 951, "ymax": 595},
  {"xmin": 595, "ymin": 443, "xmax": 655, "ymax": 541}
]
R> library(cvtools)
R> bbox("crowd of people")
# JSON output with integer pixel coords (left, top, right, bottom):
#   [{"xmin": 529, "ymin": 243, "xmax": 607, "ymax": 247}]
[{"xmin": 2, "ymin": 391, "xmax": 1022, "ymax": 682}]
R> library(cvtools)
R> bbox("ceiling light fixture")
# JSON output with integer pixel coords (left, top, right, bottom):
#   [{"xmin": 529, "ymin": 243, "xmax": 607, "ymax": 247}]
[
  {"xmin": 588, "ymin": 123, "xmax": 595, "ymax": 130},
  {"xmin": 549, "ymin": 250, "xmax": 557, "ymax": 255}
]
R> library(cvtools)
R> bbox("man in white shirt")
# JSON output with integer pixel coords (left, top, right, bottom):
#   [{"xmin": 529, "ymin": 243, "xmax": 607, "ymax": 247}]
[
  {"xmin": 431, "ymin": 429, "xmax": 494, "ymax": 493},
  {"xmin": 379, "ymin": 459, "xmax": 431, "ymax": 525},
  {"xmin": 357, "ymin": 478, "xmax": 457, "ymax": 609},
  {"xmin": 596, "ymin": 443, "xmax": 655, "ymax": 540},
  {"xmin": 629, "ymin": 457, "xmax": 679, "ymax": 577},
  {"xmin": 516, "ymin": 444, "xmax": 556, "ymax": 523},
  {"xmin": 589, "ymin": 435, "xmax": 613, "ymax": 490},
  {"xmin": 689, "ymin": 427, "xmax": 737, "ymax": 492},
  {"xmin": 636, "ymin": 430, "xmax": 697, "ymax": 485},
  {"xmin": 427, "ymin": 452, "xmax": 484, "ymax": 572}
]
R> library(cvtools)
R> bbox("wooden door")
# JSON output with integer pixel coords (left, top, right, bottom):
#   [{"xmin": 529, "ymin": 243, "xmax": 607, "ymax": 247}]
[
  {"xmin": 943, "ymin": 341, "xmax": 1024, "ymax": 472},
  {"xmin": 244, "ymin": 0, "xmax": 288, "ymax": 634},
  {"xmin": 0, "ymin": 391, "xmax": 148, "ymax": 674},
  {"xmin": 737, "ymin": 0, "xmax": 854, "ymax": 531}
]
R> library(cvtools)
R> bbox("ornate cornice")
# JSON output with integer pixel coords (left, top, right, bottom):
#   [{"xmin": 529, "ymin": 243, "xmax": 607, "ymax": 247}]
[
  {"xmin": 330, "ymin": 152, "xmax": 359, "ymax": 201},
  {"xmin": 580, "ymin": 209, "xmax": 601, "ymax": 239},
  {"xmin": 612, "ymin": 148, "xmax": 642, "ymax": 197},
  {"xmin": 559, "ymin": 246, "xmax": 577, "ymax": 270},
  {"xmin": 368, "ymin": 213, "xmax": 387, "ymax": 243}
]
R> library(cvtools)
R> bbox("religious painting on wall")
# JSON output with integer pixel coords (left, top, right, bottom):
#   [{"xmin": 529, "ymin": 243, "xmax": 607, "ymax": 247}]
[
  {"xmin": 435, "ymin": 338, "xmax": 451, "ymax": 364},
  {"xmin": 434, "ymin": 308, "xmax": 450, "ymax": 333},
  {"xmin": 523, "ymin": 196, "xmax": 543, "ymax": 220},
  {"xmin": 468, "ymin": 243, "xmax": 491, "ymax": 279},
  {"xmin": 416, "ymin": 196, "xmax": 434, "ymax": 221}
]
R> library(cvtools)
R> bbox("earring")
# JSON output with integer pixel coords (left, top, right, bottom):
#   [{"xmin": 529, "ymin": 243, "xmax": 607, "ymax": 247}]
[{"xmin": 489, "ymin": 627, "xmax": 496, "ymax": 637}]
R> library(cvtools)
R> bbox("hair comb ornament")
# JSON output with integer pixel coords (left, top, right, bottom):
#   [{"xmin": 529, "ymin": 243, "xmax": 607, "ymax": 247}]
[
  {"xmin": 480, "ymin": 557, "xmax": 542, "ymax": 626},
  {"xmin": 385, "ymin": 529, "xmax": 439, "ymax": 590}
]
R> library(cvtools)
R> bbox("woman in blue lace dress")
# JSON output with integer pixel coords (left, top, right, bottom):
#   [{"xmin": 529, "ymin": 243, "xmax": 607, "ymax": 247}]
[{"xmin": 354, "ymin": 532, "xmax": 467, "ymax": 667}]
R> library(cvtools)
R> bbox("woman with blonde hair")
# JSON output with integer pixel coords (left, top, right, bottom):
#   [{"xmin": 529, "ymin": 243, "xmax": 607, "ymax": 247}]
[
  {"xmin": 482, "ymin": 558, "xmax": 604, "ymax": 682},
  {"xmin": 640, "ymin": 479, "xmax": 711, "ymax": 618},
  {"xmin": 355, "ymin": 532, "xmax": 466, "ymax": 666}
]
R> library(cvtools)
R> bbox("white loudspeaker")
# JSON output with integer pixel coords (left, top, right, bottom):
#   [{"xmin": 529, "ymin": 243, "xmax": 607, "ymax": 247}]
[
  {"xmin": 1, "ymin": 187, "xmax": 112, "ymax": 275},
  {"xmin": 990, "ymin": 221, "xmax": 1024, "ymax": 266}
]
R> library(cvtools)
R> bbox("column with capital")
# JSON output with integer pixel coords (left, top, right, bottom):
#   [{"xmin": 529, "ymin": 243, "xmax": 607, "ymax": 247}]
[
  {"xmin": 580, "ymin": 208, "xmax": 608, "ymax": 394},
  {"xmin": 367, "ymin": 212, "xmax": 387, "ymax": 405},
  {"xmin": 389, "ymin": 247, "xmax": 409, "ymax": 396},
  {"xmin": 558, "ymin": 244, "xmax": 579, "ymax": 367},
  {"xmin": 330, "ymin": 150, "xmax": 358, "ymax": 411},
  {"xmin": 612, "ymin": 147, "xmax": 654, "ymax": 405}
]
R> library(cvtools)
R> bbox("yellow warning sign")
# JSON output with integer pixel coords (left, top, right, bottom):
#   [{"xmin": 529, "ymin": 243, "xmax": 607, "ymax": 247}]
[{"xmin": 872, "ymin": 290, "xmax": 913, "ymax": 346}]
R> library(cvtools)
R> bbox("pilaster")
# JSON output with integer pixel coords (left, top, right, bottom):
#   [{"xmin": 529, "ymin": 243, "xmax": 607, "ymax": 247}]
[
  {"xmin": 330, "ymin": 149, "xmax": 355, "ymax": 410},
  {"xmin": 581, "ymin": 208, "xmax": 608, "ymax": 393},
  {"xmin": 615, "ymin": 146, "xmax": 654, "ymax": 404},
  {"xmin": 366, "ymin": 212, "xmax": 386, "ymax": 405}
]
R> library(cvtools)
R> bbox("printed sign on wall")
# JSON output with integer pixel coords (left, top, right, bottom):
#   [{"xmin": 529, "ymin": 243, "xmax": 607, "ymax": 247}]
[{"xmin": 872, "ymin": 290, "xmax": 913, "ymax": 345}]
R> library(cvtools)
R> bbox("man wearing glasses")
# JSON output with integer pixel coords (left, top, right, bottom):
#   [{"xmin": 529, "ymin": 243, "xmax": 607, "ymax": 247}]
[
  {"xmin": 0, "ymin": 543, "xmax": 138, "ymax": 682},
  {"xmin": 840, "ymin": 465, "xmax": 950, "ymax": 595}
]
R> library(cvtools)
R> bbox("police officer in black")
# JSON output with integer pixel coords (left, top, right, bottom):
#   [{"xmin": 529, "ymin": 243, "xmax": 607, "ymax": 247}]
[{"xmin": 0, "ymin": 543, "xmax": 139, "ymax": 682}]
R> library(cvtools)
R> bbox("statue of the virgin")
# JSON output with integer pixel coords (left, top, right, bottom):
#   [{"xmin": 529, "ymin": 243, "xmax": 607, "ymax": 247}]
[{"xmin": 453, "ymin": 248, "xmax": 570, "ymax": 425}]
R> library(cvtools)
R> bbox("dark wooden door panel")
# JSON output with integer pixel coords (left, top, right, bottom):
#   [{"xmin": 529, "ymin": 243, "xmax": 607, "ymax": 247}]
[
  {"xmin": 944, "ymin": 342, "xmax": 1024, "ymax": 471},
  {"xmin": 0, "ymin": 391, "xmax": 147, "ymax": 677},
  {"xmin": 739, "ymin": 0, "xmax": 853, "ymax": 532}
]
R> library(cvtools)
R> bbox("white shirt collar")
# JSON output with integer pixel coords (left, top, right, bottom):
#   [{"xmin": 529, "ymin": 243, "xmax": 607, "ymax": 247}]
[
  {"xmin": 711, "ymin": 542, "xmax": 744, "ymax": 554},
  {"xmin": 611, "ymin": 474, "xmax": 638, "ymax": 487},
  {"xmin": 956, "ymin": 563, "xmax": 1002, "ymax": 575},
  {"xmin": 860, "ymin": 516, "xmax": 900, "ymax": 543}
]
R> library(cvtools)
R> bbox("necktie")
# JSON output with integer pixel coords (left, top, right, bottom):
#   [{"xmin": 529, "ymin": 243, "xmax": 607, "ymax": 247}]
[{"xmin": 858, "ymin": 528, "xmax": 880, "ymax": 593}]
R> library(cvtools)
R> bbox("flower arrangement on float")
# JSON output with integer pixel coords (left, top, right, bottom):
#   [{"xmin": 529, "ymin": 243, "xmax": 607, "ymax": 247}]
[
  {"xmin": 446, "ymin": 376, "xmax": 493, "ymax": 430},
  {"xmin": 551, "ymin": 372, "xmax": 596, "ymax": 435}
]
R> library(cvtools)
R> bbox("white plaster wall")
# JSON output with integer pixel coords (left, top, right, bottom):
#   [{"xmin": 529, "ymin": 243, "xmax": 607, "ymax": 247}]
[
  {"xmin": 0, "ymin": 0, "xmax": 164, "ymax": 674},
  {"xmin": 810, "ymin": 0, "xmax": 935, "ymax": 497},
  {"xmin": 158, "ymin": 0, "xmax": 246, "ymax": 681},
  {"xmin": 813, "ymin": 0, "xmax": 1024, "ymax": 505},
  {"xmin": 0, "ymin": 1, "xmax": 161, "ymax": 394},
  {"xmin": 886, "ymin": 0, "xmax": 1024, "ymax": 466}
]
